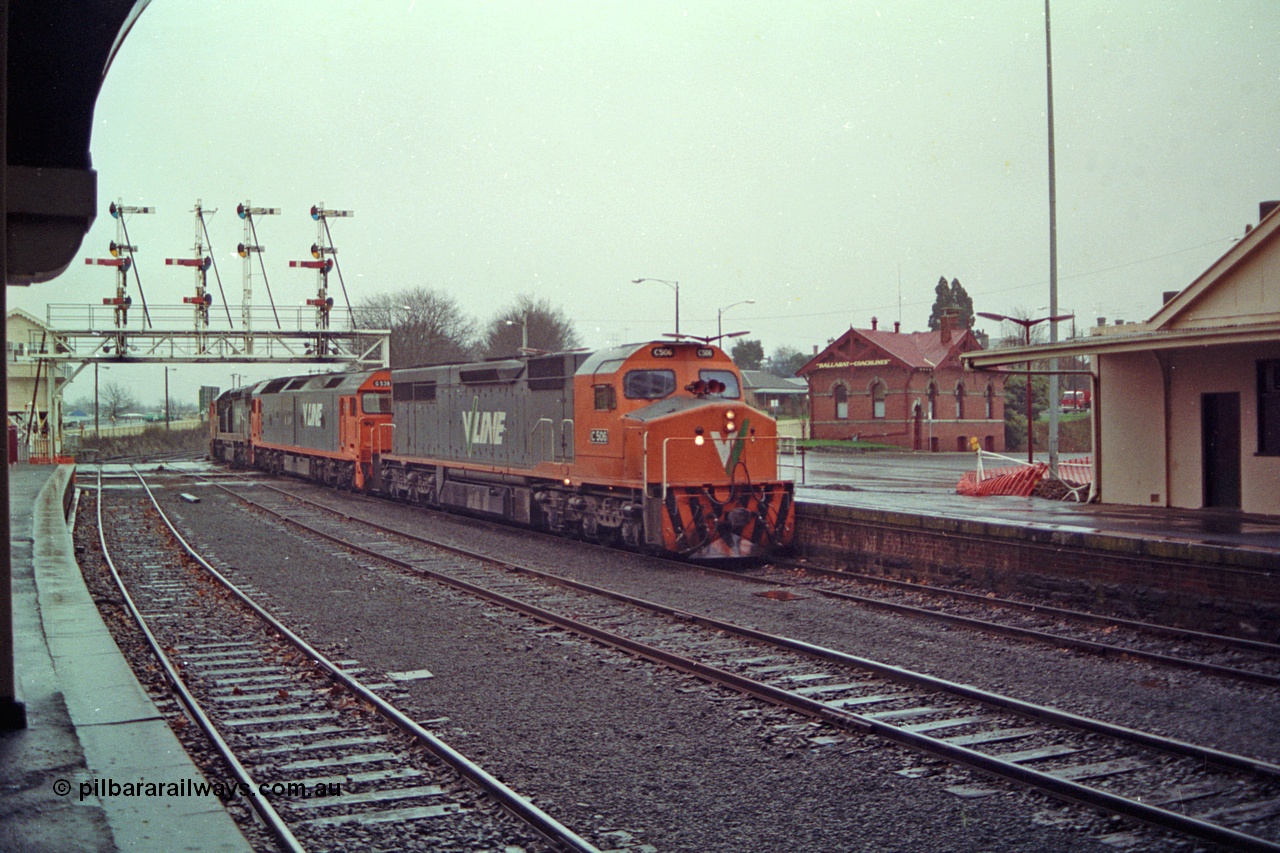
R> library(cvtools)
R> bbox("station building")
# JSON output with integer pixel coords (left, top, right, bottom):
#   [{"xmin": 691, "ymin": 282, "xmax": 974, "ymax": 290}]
[
  {"xmin": 740, "ymin": 369, "xmax": 808, "ymax": 420},
  {"xmin": 964, "ymin": 201, "xmax": 1280, "ymax": 516},
  {"xmin": 797, "ymin": 317, "xmax": 1006, "ymax": 452},
  {"xmin": 6, "ymin": 309, "xmax": 71, "ymax": 457}
]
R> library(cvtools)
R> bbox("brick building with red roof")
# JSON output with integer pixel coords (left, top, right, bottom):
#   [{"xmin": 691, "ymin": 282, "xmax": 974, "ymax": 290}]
[{"xmin": 797, "ymin": 316, "xmax": 1006, "ymax": 451}]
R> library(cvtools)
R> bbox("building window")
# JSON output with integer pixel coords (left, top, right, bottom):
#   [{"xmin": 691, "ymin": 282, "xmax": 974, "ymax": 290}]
[
  {"xmin": 954, "ymin": 382, "xmax": 965, "ymax": 419},
  {"xmin": 927, "ymin": 383, "xmax": 937, "ymax": 420},
  {"xmin": 871, "ymin": 381, "xmax": 886, "ymax": 419},
  {"xmin": 833, "ymin": 384, "xmax": 848, "ymax": 419},
  {"xmin": 1259, "ymin": 359, "xmax": 1280, "ymax": 455},
  {"xmin": 985, "ymin": 384, "xmax": 994, "ymax": 419}
]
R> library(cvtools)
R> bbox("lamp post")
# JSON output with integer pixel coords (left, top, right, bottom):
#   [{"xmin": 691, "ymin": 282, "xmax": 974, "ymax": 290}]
[
  {"xmin": 977, "ymin": 311, "xmax": 1073, "ymax": 464},
  {"xmin": 717, "ymin": 299, "xmax": 755, "ymax": 339},
  {"xmin": 632, "ymin": 278, "xmax": 680, "ymax": 335},
  {"xmin": 505, "ymin": 314, "xmax": 528, "ymax": 353}
]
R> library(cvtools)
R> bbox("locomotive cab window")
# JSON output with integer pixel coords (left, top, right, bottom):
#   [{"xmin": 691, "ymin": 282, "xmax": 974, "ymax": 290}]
[
  {"xmin": 624, "ymin": 369, "xmax": 676, "ymax": 399},
  {"xmin": 361, "ymin": 392, "xmax": 392, "ymax": 414},
  {"xmin": 594, "ymin": 384, "xmax": 617, "ymax": 410},
  {"xmin": 698, "ymin": 370, "xmax": 740, "ymax": 398}
]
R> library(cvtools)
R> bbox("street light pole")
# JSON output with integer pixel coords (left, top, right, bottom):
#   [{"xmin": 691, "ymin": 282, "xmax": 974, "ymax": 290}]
[
  {"xmin": 1045, "ymin": 0, "xmax": 1062, "ymax": 475},
  {"xmin": 717, "ymin": 299, "xmax": 755, "ymax": 339},
  {"xmin": 977, "ymin": 311, "xmax": 1073, "ymax": 465},
  {"xmin": 505, "ymin": 314, "xmax": 528, "ymax": 352},
  {"xmin": 632, "ymin": 278, "xmax": 680, "ymax": 335}
]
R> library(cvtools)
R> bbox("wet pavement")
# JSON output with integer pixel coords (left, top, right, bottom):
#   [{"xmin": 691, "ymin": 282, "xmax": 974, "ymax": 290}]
[
  {"xmin": 2, "ymin": 465, "xmax": 253, "ymax": 853},
  {"xmin": 787, "ymin": 450, "xmax": 1280, "ymax": 557}
]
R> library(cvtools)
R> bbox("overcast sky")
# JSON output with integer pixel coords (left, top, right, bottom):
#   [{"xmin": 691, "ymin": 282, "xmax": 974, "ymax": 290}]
[{"xmin": 12, "ymin": 1, "xmax": 1280, "ymax": 404}]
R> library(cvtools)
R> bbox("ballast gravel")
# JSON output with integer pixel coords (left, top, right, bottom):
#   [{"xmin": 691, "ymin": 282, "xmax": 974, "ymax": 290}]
[{"xmin": 150, "ymin": 476, "xmax": 1252, "ymax": 852}]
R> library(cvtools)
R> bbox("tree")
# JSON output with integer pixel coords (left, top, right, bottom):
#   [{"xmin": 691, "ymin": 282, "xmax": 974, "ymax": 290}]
[
  {"xmin": 1002, "ymin": 374, "xmax": 1049, "ymax": 452},
  {"xmin": 68, "ymin": 395, "xmax": 97, "ymax": 418},
  {"xmin": 730, "ymin": 338, "xmax": 765, "ymax": 370},
  {"xmin": 355, "ymin": 287, "xmax": 478, "ymax": 367},
  {"xmin": 928, "ymin": 276, "xmax": 975, "ymax": 332},
  {"xmin": 765, "ymin": 345, "xmax": 808, "ymax": 378},
  {"xmin": 100, "ymin": 381, "xmax": 138, "ymax": 423},
  {"xmin": 480, "ymin": 295, "xmax": 581, "ymax": 358}
]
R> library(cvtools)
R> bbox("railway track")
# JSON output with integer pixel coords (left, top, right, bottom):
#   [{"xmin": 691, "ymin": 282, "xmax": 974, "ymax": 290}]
[
  {"xmin": 729, "ymin": 560, "xmax": 1280, "ymax": 687},
  {"xmin": 214, "ymin": 469, "xmax": 1280, "ymax": 689},
  {"xmin": 87, "ymin": 467, "xmax": 600, "ymax": 853},
  {"xmin": 200, "ymin": 474, "xmax": 1280, "ymax": 851}
]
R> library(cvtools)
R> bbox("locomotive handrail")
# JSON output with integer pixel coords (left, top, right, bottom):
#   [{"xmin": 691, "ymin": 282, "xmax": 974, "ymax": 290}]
[
  {"xmin": 650, "ymin": 432, "xmax": 796, "ymax": 500},
  {"xmin": 561, "ymin": 418, "xmax": 573, "ymax": 462}
]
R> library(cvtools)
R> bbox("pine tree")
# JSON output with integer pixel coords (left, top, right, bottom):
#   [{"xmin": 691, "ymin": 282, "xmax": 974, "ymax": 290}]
[{"xmin": 928, "ymin": 276, "xmax": 974, "ymax": 331}]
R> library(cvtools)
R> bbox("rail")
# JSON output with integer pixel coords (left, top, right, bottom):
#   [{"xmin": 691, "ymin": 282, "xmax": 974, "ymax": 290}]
[{"xmin": 96, "ymin": 468, "xmax": 305, "ymax": 852}]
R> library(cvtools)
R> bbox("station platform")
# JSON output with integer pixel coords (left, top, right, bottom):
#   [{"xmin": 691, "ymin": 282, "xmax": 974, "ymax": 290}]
[
  {"xmin": 0, "ymin": 464, "xmax": 252, "ymax": 853},
  {"xmin": 790, "ymin": 450, "xmax": 1280, "ymax": 637},
  {"xmin": 792, "ymin": 450, "xmax": 1280, "ymax": 564}
]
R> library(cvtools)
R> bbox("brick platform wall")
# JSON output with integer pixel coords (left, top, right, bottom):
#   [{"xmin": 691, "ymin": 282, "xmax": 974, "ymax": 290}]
[{"xmin": 794, "ymin": 502, "xmax": 1280, "ymax": 642}]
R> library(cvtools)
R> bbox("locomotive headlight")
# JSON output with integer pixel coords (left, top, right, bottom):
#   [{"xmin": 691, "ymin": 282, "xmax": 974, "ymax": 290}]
[{"xmin": 694, "ymin": 426, "xmax": 705, "ymax": 447}]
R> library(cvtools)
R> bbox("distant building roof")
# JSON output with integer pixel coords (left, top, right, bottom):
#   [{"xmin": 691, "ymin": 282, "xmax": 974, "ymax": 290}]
[
  {"xmin": 798, "ymin": 320, "xmax": 985, "ymax": 376},
  {"xmin": 6, "ymin": 307, "xmax": 52, "ymax": 331},
  {"xmin": 740, "ymin": 370, "xmax": 808, "ymax": 395}
]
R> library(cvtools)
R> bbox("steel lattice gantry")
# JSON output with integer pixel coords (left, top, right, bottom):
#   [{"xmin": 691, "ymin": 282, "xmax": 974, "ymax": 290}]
[{"xmin": 40, "ymin": 326, "xmax": 389, "ymax": 366}]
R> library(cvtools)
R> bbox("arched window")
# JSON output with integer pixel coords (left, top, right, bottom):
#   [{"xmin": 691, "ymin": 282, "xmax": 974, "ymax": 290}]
[
  {"xmin": 954, "ymin": 382, "xmax": 965, "ymax": 419},
  {"xmin": 927, "ymin": 383, "xmax": 938, "ymax": 420},
  {"xmin": 833, "ymin": 383, "xmax": 849, "ymax": 419},
  {"xmin": 871, "ymin": 381, "xmax": 886, "ymax": 419},
  {"xmin": 985, "ymin": 383, "xmax": 995, "ymax": 419}
]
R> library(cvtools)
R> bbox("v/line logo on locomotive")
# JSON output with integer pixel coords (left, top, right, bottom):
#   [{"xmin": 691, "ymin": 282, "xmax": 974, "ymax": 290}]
[
  {"xmin": 711, "ymin": 420, "xmax": 749, "ymax": 474},
  {"xmin": 302, "ymin": 402, "xmax": 324, "ymax": 428},
  {"xmin": 462, "ymin": 405, "xmax": 507, "ymax": 455}
]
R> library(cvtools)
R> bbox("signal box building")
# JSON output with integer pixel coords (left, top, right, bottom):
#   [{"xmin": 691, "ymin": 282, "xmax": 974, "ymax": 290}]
[{"xmin": 797, "ymin": 317, "xmax": 1005, "ymax": 452}]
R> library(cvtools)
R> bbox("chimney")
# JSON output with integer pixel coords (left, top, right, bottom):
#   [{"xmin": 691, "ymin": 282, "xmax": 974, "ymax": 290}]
[
  {"xmin": 1096, "ymin": 317, "xmax": 1105, "ymax": 327},
  {"xmin": 871, "ymin": 316, "xmax": 878, "ymax": 331},
  {"xmin": 812, "ymin": 345, "xmax": 819, "ymax": 354},
  {"xmin": 939, "ymin": 314, "xmax": 952, "ymax": 344},
  {"xmin": 893, "ymin": 321, "xmax": 900, "ymax": 333}
]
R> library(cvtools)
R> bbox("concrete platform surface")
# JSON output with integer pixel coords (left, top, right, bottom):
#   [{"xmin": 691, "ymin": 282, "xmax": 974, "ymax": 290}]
[
  {"xmin": 2, "ymin": 464, "xmax": 252, "ymax": 853},
  {"xmin": 791, "ymin": 450, "xmax": 1280, "ymax": 560}
]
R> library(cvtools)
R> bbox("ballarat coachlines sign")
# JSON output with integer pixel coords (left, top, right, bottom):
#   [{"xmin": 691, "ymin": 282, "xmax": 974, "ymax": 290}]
[{"xmin": 819, "ymin": 359, "xmax": 890, "ymax": 369}]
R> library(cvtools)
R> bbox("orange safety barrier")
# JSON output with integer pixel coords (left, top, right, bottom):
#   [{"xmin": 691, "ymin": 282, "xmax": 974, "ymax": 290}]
[
  {"xmin": 956, "ymin": 462, "xmax": 1048, "ymax": 497},
  {"xmin": 1057, "ymin": 456, "xmax": 1092, "ymax": 485},
  {"xmin": 28, "ymin": 456, "xmax": 76, "ymax": 465}
]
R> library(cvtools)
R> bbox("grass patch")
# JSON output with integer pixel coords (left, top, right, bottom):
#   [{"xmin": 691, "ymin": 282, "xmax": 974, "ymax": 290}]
[
  {"xmin": 794, "ymin": 438, "xmax": 899, "ymax": 451},
  {"xmin": 70, "ymin": 424, "xmax": 208, "ymax": 461}
]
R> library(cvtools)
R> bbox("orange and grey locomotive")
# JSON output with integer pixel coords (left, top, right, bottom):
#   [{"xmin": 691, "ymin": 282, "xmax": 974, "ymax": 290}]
[
  {"xmin": 211, "ymin": 340, "xmax": 794, "ymax": 559},
  {"xmin": 211, "ymin": 370, "xmax": 392, "ymax": 491}
]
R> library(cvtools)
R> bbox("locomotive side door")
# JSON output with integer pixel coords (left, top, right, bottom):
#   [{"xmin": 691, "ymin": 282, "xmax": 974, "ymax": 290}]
[
  {"xmin": 249, "ymin": 398, "xmax": 262, "ymax": 466},
  {"xmin": 339, "ymin": 395, "xmax": 358, "ymax": 458}
]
